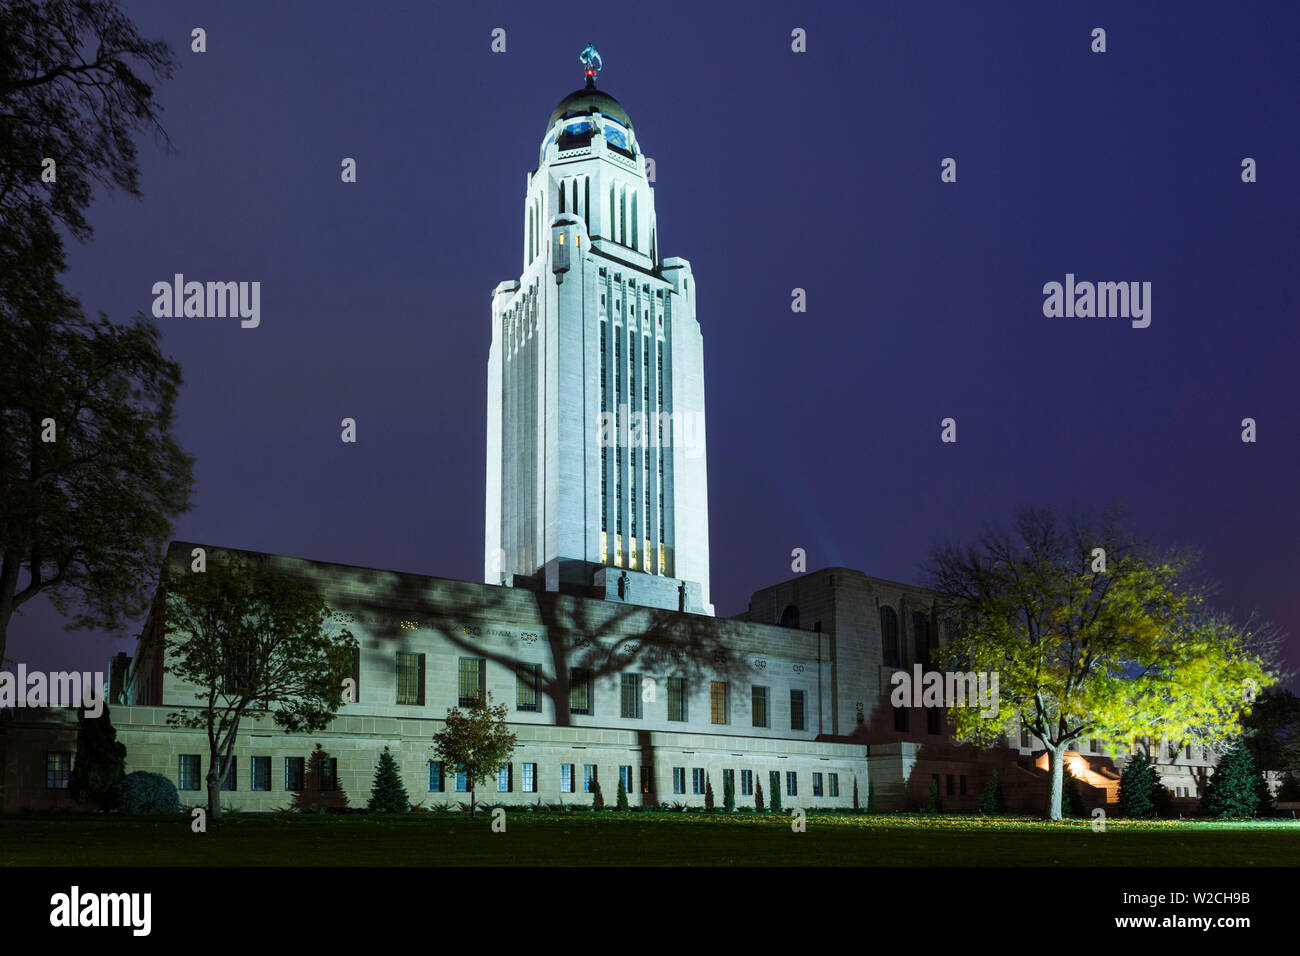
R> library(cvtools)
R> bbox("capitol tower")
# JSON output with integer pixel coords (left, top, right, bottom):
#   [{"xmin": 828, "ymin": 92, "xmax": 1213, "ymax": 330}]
[{"xmin": 485, "ymin": 47, "xmax": 713, "ymax": 616}]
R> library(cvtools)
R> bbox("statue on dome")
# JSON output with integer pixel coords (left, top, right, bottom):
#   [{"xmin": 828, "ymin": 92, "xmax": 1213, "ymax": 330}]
[{"xmin": 580, "ymin": 44, "xmax": 602, "ymax": 78}]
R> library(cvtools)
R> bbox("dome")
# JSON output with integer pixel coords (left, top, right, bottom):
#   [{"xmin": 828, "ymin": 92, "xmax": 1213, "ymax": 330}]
[{"xmin": 546, "ymin": 78, "xmax": 632, "ymax": 133}]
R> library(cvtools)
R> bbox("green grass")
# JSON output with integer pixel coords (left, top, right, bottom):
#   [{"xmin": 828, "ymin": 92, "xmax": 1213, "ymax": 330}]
[{"xmin": 3, "ymin": 812, "xmax": 1297, "ymax": 866}]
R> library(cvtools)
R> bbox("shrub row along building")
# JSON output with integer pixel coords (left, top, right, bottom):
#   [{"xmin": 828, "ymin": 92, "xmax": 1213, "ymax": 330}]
[{"xmin": 0, "ymin": 54, "xmax": 1216, "ymax": 815}]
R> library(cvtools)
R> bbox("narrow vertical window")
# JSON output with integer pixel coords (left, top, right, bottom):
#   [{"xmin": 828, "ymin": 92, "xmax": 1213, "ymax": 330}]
[
  {"xmin": 667, "ymin": 677, "xmax": 686, "ymax": 721},
  {"xmin": 751, "ymin": 686, "xmax": 769, "ymax": 728},
  {"xmin": 620, "ymin": 673, "xmax": 642, "ymax": 718},
  {"xmin": 569, "ymin": 668, "xmax": 591, "ymax": 715},
  {"xmin": 631, "ymin": 192, "xmax": 638, "ymax": 250},
  {"xmin": 516, "ymin": 662, "xmax": 540, "ymax": 712},
  {"xmin": 710, "ymin": 681, "xmax": 728, "ymax": 725},
  {"xmin": 881, "ymin": 606, "xmax": 900, "ymax": 668},
  {"xmin": 458, "ymin": 657, "xmax": 485, "ymax": 707}
]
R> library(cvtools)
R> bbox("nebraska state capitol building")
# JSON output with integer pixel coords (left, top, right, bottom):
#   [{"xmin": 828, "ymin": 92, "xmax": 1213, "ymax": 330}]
[{"xmin": 0, "ymin": 53, "xmax": 1217, "ymax": 815}]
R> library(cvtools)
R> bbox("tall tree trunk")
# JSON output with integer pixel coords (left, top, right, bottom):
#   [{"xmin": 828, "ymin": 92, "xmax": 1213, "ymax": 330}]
[
  {"xmin": 1048, "ymin": 743, "xmax": 1065, "ymax": 821},
  {"xmin": 470, "ymin": 785, "xmax": 477, "ymax": 819},
  {"xmin": 207, "ymin": 765, "xmax": 222, "ymax": 822}
]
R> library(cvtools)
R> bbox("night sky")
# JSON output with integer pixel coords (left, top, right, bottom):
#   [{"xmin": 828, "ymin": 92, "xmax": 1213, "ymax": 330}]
[{"xmin": 12, "ymin": 1, "xmax": 1299, "ymax": 688}]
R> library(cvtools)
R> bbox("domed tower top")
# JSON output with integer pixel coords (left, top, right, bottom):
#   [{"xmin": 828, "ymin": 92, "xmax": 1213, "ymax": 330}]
[{"xmin": 539, "ymin": 44, "xmax": 639, "ymax": 161}]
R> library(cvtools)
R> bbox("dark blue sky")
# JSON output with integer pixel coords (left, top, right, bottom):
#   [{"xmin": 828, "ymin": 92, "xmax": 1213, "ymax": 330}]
[{"xmin": 13, "ymin": 0, "xmax": 1299, "ymax": 687}]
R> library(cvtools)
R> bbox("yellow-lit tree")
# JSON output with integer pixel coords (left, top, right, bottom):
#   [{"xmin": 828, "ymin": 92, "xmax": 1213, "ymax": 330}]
[{"xmin": 926, "ymin": 507, "xmax": 1275, "ymax": 821}]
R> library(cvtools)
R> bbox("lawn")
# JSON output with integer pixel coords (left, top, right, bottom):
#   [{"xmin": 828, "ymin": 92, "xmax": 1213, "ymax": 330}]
[{"xmin": 3, "ymin": 812, "xmax": 1298, "ymax": 866}]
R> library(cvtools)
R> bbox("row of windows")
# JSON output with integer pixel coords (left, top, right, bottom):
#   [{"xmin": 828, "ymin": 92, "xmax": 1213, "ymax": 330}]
[
  {"xmin": 894, "ymin": 706, "xmax": 945, "ymax": 735},
  {"xmin": 427, "ymin": 760, "xmax": 840, "ymax": 799},
  {"xmin": 1015, "ymin": 728, "xmax": 1212, "ymax": 762},
  {"xmin": 42, "ymin": 752, "xmax": 336, "ymax": 793},
  {"xmin": 389, "ymin": 655, "xmax": 811, "ymax": 729},
  {"xmin": 931, "ymin": 773, "xmax": 969, "ymax": 797}
]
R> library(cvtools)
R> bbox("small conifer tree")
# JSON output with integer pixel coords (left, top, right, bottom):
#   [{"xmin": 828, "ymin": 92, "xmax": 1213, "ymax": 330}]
[
  {"xmin": 1061, "ymin": 764, "xmax": 1084, "ymax": 818},
  {"xmin": 723, "ymin": 774, "xmax": 735, "ymax": 812},
  {"xmin": 979, "ymin": 770, "xmax": 1007, "ymax": 814},
  {"xmin": 1118, "ymin": 751, "xmax": 1160, "ymax": 818},
  {"xmin": 69, "ymin": 705, "xmax": 127, "ymax": 809},
  {"xmin": 755, "ymin": 780, "xmax": 765, "ymax": 812},
  {"xmin": 368, "ymin": 747, "xmax": 410, "ymax": 813},
  {"xmin": 853, "ymin": 777, "xmax": 860, "ymax": 811},
  {"xmin": 770, "ymin": 776, "xmax": 782, "ymax": 814},
  {"xmin": 1203, "ymin": 746, "xmax": 1263, "ymax": 818},
  {"xmin": 592, "ymin": 778, "xmax": 605, "ymax": 809},
  {"xmin": 867, "ymin": 778, "xmax": 875, "ymax": 813},
  {"xmin": 924, "ymin": 776, "xmax": 943, "ymax": 813},
  {"xmin": 615, "ymin": 775, "xmax": 629, "ymax": 811},
  {"xmin": 704, "ymin": 773, "xmax": 715, "ymax": 812}
]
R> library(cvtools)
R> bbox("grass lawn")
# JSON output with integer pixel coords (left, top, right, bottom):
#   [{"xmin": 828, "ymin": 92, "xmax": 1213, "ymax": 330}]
[{"xmin": 3, "ymin": 812, "xmax": 1298, "ymax": 866}]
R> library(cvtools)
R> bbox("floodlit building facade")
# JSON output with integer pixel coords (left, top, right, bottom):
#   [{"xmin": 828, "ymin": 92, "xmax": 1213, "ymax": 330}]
[
  {"xmin": 485, "ymin": 64, "xmax": 712, "ymax": 616},
  {"xmin": 0, "ymin": 55, "xmax": 1235, "ymax": 818}
]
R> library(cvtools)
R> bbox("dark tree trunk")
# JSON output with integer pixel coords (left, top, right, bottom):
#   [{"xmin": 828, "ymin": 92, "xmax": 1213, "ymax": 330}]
[{"xmin": 206, "ymin": 766, "xmax": 222, "ymax": 822}]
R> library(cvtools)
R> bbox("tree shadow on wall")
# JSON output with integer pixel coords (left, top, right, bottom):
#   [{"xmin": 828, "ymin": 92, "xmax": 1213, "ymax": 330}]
[
  {"xmin": 337, "ymin": 569, "xmax": 751, "ymax": 728},
  {"xmin": 289, "ymin": 743, "xmax": 350, "ymax": 812}
]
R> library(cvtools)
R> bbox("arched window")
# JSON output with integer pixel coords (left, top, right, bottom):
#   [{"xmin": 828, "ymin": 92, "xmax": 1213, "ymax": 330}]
[
  {"xmin": 584, "ymin": 177, "xmax": 590, "ymax": 227},
  {"xmin": 571, "ymin": 179, "xmax": 578, "ymax": 215},
  {"xmin": 913, "ymin": 612, "xmax": 930, "ymax": 668},
  {"xmin": 779, "ymin": 605, "xmax": 799, "ymax": 629},
  {"xmin": 558, "ymin": 181, "xmax": 565, "ymax": 213},
  {"xmin": 880, "ymin": 606, "xmax": 900, "ymax": 668},
  {"xmin": 631, "ymin": 192, "xmax": 638, "ymax": 250},
  {"xmin": 609, "ymin": 182, "xmax": 615, "ymax": 238}
]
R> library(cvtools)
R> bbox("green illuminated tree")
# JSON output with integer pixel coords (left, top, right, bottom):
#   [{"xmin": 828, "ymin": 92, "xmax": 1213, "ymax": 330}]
[
  {"xmin": 1117, "ymin": 750, "xmax": 1161, "ymax": 818},
  {"xmin": 1202, "ymin": 744, "xmax": 1263, "ymax": 818},
  {"xmin": 431, "ymin": 691, "xmax": 516, "ymax": 820},
  {"xmin": 163, "ymin": 550, "xmax": 356, "ymax": 821},
  {"xmin": 926, "ymin": 507, "xmax": 1275, "ymax": 821}
]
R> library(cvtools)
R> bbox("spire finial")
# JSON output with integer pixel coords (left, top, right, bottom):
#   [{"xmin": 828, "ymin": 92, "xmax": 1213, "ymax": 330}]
[{"xmin": 580, "ymin": 43, "xmax": 602, "ymax": 87}]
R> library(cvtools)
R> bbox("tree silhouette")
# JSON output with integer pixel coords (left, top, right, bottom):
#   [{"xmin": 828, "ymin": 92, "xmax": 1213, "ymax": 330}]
[{"xmin": 291, "ymin": 744, "xmax": 349, "ymax": 812}]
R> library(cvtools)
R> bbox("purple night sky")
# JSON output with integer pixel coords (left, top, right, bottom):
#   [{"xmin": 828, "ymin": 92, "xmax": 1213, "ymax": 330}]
[{"xmin": 10, "ymin": 1, "xmax": 1299, "ymax": 689}]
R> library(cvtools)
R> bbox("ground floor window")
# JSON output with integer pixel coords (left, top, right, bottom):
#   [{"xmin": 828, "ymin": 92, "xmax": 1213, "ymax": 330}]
[
  {"xmin": 45, "ymin": 752, "xmax": 71, "ymax": 790},
  {"xmin": 178, "ymin": 754, "xmax": 201, "ymax": 791},
  {"xmin": 251, "ymin": 756, "xmax": 271, "ymax": 791}
]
